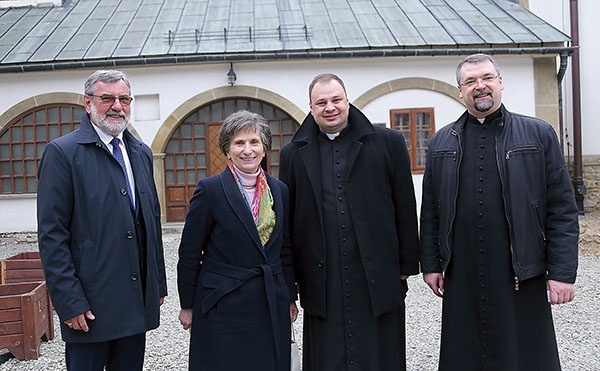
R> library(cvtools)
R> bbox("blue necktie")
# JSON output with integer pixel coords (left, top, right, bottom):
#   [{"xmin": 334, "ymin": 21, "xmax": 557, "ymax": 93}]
[{"xmin": 110, "ymin": 137, "xmax": 135, "ymax": 208}]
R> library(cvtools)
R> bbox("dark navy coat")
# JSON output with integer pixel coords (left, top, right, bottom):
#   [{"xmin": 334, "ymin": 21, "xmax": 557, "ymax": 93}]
[
  {"xmin": 177, "ymin": 169, "xmax": 294, "ymax": 371},
  {"xmin": 37, "ymin": 113, "xmax": 167, "ymax": 343}
]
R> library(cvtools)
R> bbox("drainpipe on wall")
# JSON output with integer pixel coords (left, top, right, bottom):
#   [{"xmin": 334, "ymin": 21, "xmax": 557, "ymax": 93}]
[
  {"xmin": 570, "ymin": 0, "xmax": 585, "ymax": 214},
  {"xmin": 557, "ymin": 52, "xmax": 569, "ymax": 152}
]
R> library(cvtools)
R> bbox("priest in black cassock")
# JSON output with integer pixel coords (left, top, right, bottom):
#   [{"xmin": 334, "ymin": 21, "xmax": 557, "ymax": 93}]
[
  {"xmin": 279, "ymin": 73, "xmax": 419, "ymax": 370},
  {"xmin": 420, "ymin": 53, "xmax": 579, "ymax": 371}
]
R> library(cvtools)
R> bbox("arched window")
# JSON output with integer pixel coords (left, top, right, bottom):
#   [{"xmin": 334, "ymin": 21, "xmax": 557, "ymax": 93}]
[
  {"xmin": 163, "ymin": 98, "xmax": 298, "ymax": 222},
  {"xmin": 0, "ymin": 104, "xmax": 85, "ymax": 194}
]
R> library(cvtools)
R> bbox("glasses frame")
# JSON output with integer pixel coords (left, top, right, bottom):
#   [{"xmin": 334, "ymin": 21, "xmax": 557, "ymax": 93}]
[
  {"xmin": 88, "ymin": 94, "xmax": 134, "ymax": 105},
  {"xmin": 459, "ymin": 75, "xmax": 499, "ymax": 89}
]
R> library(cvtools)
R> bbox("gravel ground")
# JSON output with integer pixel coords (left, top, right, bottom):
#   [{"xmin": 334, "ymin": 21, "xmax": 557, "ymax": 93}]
[{"xmin": 0, "ymin": 218, "xmax": 598, "ymax": 370}]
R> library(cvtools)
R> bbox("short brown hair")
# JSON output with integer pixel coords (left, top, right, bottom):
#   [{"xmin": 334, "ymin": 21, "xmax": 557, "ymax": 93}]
[{"xmin": 308, "ymin": 73, "xmax": 347, "ymax": 102}]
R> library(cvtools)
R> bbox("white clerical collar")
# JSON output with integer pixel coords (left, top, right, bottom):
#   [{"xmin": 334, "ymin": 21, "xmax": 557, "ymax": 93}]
[{"xmin": 323, "ymin": 131, "xmax": 341, "ymax": 140}]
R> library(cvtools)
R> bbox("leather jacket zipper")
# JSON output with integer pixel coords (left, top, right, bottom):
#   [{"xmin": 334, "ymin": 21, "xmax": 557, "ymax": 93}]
[
  {"xmin": 445, "ymin": 128, "xmax": 462, "ymax": 268},
  {"xmin": 495, "ymin": 126, "xmax": 520, "ymax": 290},
  {"xmin": 505, "ymin": 145, "xmax": 539, "ymax": 160}
]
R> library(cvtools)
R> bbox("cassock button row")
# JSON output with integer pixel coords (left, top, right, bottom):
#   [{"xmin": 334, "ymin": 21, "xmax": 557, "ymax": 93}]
[
  {"xmin": 130, "ymin": 274, "xmax": 138, "ymax": 281},
  {"xmin": 127, "ymin": 231, "xmax": 134, "ymax": 239},
  {"xmin": 479, "ymin": 166, "xmax": 484, "ymax": 171},
  {"xmin": 336, "ymin": 160, "xmax": 340, "ymax": 164}
]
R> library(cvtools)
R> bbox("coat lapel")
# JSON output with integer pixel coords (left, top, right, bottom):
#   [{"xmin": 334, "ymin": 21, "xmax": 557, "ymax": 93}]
[
  {"xmin": 263, "ymin": 174, "xmax": 283, "ymax": 251},
  {"xmin": 299, "ymin": 141, "xmax": 324, "ymax": 214},
  {"xmin": 293, "ymin": 114, "xmax": 325, "ymax": 224},
  {"xmin": 344, "ymin": 105, "xmax": 375, "ymax": 176},
  {"xmin": 219, "ymin": 169, "xmax": 265, "ymax": 254}
]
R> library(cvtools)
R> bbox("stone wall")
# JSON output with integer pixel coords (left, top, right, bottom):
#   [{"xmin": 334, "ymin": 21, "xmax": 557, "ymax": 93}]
[{"xmin": 581, "ymin": 155, "xmax": 600, "ymax": 212}]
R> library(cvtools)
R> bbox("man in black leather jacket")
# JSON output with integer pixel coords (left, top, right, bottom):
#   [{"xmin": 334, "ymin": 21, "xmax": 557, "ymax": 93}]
[{"xmin": 419, "ymin": 53, "xmax": 579, "ymax": 371}]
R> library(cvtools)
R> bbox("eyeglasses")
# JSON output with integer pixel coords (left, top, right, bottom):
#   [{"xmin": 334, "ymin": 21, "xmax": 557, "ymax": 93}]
[
  {"xmin": 460, "ymin": 75, "xmax": 499, "ymax": 89},
  {"xmin": 88, "ymin": 94, "xmax": 134, "ymax": 105}
]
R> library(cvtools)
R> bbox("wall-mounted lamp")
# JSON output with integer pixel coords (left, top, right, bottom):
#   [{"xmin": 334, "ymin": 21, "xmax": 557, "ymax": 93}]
[{"xmin": 227, "ymin": 62, "xmax": 237, "ymax": 86}]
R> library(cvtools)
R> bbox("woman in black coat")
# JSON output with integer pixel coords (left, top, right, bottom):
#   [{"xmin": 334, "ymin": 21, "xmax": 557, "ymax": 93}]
[{"xmin": 177, "ymin": 110, "xmax": 298, "ymax": 371}]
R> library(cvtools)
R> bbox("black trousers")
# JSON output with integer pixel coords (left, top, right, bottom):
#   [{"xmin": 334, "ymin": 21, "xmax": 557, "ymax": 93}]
[{"xmin": 65, "ymin": 332, "xmax": 146, "ymax": 371}]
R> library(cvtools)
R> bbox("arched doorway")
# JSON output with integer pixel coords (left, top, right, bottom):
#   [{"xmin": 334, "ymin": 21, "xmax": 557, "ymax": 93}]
[{"xmin": 163, "ymin": 98, "xmax": 299, "ymax": 222}]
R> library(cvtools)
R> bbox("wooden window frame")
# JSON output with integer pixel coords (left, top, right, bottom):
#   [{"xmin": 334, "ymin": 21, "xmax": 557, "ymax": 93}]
[
  {"xmin": 0, "ymin": 105, "xmax": 83, "ymax": 194},
  {"xmin": 390, "ymin": 107, "xmax": 436, "ymax": 174}
]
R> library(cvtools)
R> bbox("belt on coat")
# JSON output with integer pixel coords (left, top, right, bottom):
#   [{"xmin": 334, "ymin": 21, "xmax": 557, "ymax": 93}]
[{"xmin": 200, "ymin": 258, "xmax": 283, "ymax": 362}]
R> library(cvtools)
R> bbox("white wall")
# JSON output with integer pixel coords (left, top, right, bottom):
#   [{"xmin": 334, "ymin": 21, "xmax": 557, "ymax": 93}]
[
  {"xmin": 0, "ymin": 196, "xmax": 37, "ymax": 232},
  {"xmin": 0, "ymin": 56, "xmax": 539, "ymax": 232},
  {"xmin": 528, "ymin": 0, "xmax": 599, "ymax": 156}
]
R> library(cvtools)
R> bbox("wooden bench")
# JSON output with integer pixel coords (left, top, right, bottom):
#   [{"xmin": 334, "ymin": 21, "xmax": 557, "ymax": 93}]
[{"xmin": 0, "ymin": 281, "xmax": 54, "ymax": 360}]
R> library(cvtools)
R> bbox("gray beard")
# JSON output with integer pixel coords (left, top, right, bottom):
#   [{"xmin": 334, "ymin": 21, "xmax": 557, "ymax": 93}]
[
  {"xmin": 474, "ymin": 97, "xmax": 494, "ymax": 113},
  {"xmin": 91, "ymin": 105, "xmax": 129, "ymax": 136}
]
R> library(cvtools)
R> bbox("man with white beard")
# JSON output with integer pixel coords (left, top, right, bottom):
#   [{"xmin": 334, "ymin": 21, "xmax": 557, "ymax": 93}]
[{"xmin": 37, "ymin": 70, "xmax": 167, "ymax": 370}]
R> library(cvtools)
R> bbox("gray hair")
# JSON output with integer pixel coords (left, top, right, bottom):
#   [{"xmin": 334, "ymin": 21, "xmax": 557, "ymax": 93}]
[
  {"xmin": 84, "ymin": 70, "xmax": 131, "ymax": 95},
  {"xmin": 218, "ymin": 110, "xmax": 272, "ymax": 156},
  {"xmin": 455, "ymin": 53, "xmax": 501, "ymax": 85},
  {"xmin": 309, "ymin": 73, "xmax": 347, "ymax": 102}
]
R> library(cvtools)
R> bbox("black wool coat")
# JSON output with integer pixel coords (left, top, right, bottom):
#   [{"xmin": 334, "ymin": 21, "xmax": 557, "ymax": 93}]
[
  {"xmin": 177, "ymin": 169, "xmax": 295, "ymax": 371},
  {"xmin": 279, "ymin": 105, "xmax": 420, "ymax": 318}
]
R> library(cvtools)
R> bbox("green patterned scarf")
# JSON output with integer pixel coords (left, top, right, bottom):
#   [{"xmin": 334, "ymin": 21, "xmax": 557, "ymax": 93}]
[{"xmin": 228, "ymin": 163, "xmax": 276, "ymax": 247}]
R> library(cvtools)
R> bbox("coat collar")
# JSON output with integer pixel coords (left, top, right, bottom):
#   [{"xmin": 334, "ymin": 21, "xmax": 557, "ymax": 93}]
[
  {"xmin": 452, "ymin": 104, "xmax": 509, "ymax": 134},
  {"xmin": 292, "ymin": 104, "xmax": 375, "ymax": 145},
  {"xmin": 219, "ymin": 168, "xmax": 283, "ymax": 257}
]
